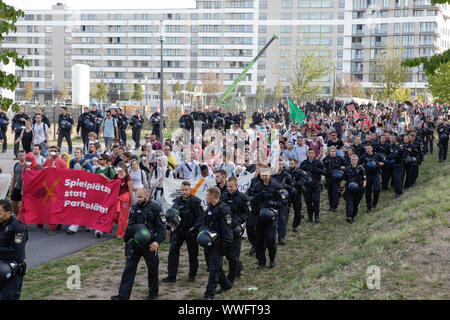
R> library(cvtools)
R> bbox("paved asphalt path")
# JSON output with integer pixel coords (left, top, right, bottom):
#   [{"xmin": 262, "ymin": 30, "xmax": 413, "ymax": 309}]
[{"xmin": 0, "ymin": 140, "xmax": 130, "ymax": 269}]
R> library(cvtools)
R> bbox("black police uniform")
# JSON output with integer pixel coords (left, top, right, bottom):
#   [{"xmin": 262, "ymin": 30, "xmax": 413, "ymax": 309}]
[
  {"xmin": 201, "ymin": 200, "xmax": 233, "ymax": 300},
  {"xmin": 130, "ymin": 115, "xmax": 144, "ymax": 149},
  {"xmin": 221, "ymin": 190, "xmax": 250, "ymax": 284},
  {"xmin": 89, "ymin": 109, "xmax": 103, "ymax": 135},
  {"xmin": 117, "ymin": 200, "xmax": 166, "ymax": 300},
  {"xmin": 117, "ymin": 113, "xmax": 128, "ymax": 143},
  {"xmin": 0, "ymin": 111, "xmax": 8, "ymax": 152},
  {"xmin": 386, "ymin": 142, "xmax": 405, "ymax": 197},
  {"xmin": 251, "ymin": 179, "xmax": 284, "ymax": 267},
  {"xmin": 422, "ymin": 125, "xmax": 434, "ymax": 155},
  {"xmin": 239, "ymin": 111, "xmax": 246, "ymax": 127},
  {"xmin": 57, "ymin": 112, "xmax": 74, "ymax": 154},
  {"xmin": 378, "ymin": 141, "xmax": 393, "ymax": 191},
  {"xmin": 77, "ymin": 112, "xmax": 95, "ymax": 148},
  {"xmin": 11, "ymin": 113, "xmax": 30, "ymax": 157},
  {"xmin": 322, "ymin": 155, "xmax": 346, "ymax": 211},
  {"xmin": 411, "ymin": 139, "xmax": 423, "ymax": 184},
  {"xmin": 150, "ymin": 112, "xmax": 161, "ymax": 138},
  {"xmin": 252, "ymin": 112, "xmax": 263, "ymax": 127},
  {"xmin": 271, "ymin": 170, "xmax": 292, "ymax": 243},
  {"xmin": 437, "ymin": 124, "xmax": 449, "ymax": 162},
  {"xmin": 403, "ymin": 142, "xmax": 421, "ymax": 188},
  {"xmin": 287, "ymin": 166, "xmax": 309, "ymax": 229},
  {"xmin": 166, "ymin": 195, "xmax": 203, "ymax": 281},
  {"xmin": 0, "ymin": 215, "xmax": 28, "ymax": 300},
  {"xmin": 359, "ymin": 152, "xmax": 384, "ymax": 211},
  {"xmin": 300, "ymin": 158, "xmax": 326, "ymax": 222},
  {"xmin": 342, "ymin": 165, "xmax": 366, "ymax": 222},
  {"xmin": 179, "ymin": 114, "xmax": 194, "ymax": 135},
  {"xmin": 245, "ymin": 175, "xmax": 262, "ymax": 252}
]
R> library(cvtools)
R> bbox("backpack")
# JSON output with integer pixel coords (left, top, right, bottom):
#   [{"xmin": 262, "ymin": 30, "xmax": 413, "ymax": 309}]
[{"xmin": 32, "ymin": 123, "xmax": 47, "ymax": 135}]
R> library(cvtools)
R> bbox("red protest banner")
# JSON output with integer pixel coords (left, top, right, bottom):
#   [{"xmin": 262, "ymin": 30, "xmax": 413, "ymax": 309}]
[{"xmin": 22, "ymin": 168, "xmax": 121, "ymax": 233}]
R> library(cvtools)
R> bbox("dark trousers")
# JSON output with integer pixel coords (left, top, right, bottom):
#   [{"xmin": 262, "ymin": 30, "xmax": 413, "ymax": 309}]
[
  {"xmin": 0, "ymin": 274, "xmax": 23, "ymax": 300},
  {"xmin": 413, "ymin": 164, "xmax": 419, "ymax": 184},
  {"xmin": 167, "ymin": 230, "xmax": 199, "ymax": 280},
  {"xmin": 423, "ymin": 137, "xmax": 433, "ymax": 155},
  {"xmin": 132, "ymin": 127, "xmax": 142, "ymax": 149},
  {"xmin": 119, "ymin": 129, "xmax": 127, "ymax": 143},
  {"xmin": 118, "ymin": 243, "xmax": 159, "ymax": 299},
  {"xmin": 152, "ymin": 126, "xmax": 159, "ymax": 139},
  {"xmin": 381, "ymin": 166, "xmax": 393, "ymax": 191},
  {"xmin": 57, "ymin": 129, "xmax": 72, "ymax": 153},
  {"xmin": 304, "ymin": 186, "xmax": 321, "ymax": 219},
  {"xmin": 1, "ymin": 128, "xmax": 6, "ymax": 151},
  {"xmin": 13, "ymin": 130, "xmax": 21, "ymax": 157},
  {"xmin": 225, "ymin": 237, "xmax": 242, "ymax": 284},
  {"xmin": 290, "ymin": 188, "xmax": 302, "ymax": 228},
  {"xmin": 326, "ymin": 178, "xmax": 340, "ymax": 209},
  {"xmin": 404, "ymin": 164, "xmax": 415, "ymax": 188},
  {"xmin": 345, "ymin": 190, "xmax": 363, "ymax": 219},
  {"xmin": 392, "ymin": 164, "xmax": 405, "ymax": 195},
  {"xmin": 81, "ymin": 129, "xmax": 89, "ymax": 150},
  {"xmin": 246, "ymin": 214, "xmax": 257, "ymax": 247},
  {"xmin": 204, "ymin": 246, "xmax": 231, "ymax": 299},
  {"xmin": 365, "ymin": 174, "xmax": 381, "ymax": 210},
  {"xmin": 277, "ymin": 204, "xmax": 289, "ymax": 241},
  {"xmin": 438, "ymin": 141, "xmax": 448, "ymax": 161},
  {"xmin": 255, "ymin": 218, "xmax": 277, "ymax": 265}
]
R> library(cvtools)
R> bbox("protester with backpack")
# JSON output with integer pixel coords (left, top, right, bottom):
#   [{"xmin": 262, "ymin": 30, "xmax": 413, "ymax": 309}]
[
  {"xmin": 100, "ymin": 109, "xmax": 119, "ymax": 152},
  {"xmin": 31, "ymin": 114, "xmax": 49, "ymax": 157}
]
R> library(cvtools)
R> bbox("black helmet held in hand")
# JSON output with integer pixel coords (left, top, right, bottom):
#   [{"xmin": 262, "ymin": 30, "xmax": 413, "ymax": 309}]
[
  {"xmin": 131, "ymin": 224, "xmax": 153, "ymax": 247},
  {"xmin": 233, "ymin": 222, "xmax": 246, "ymax": 238},
  {"xmin": 165, "ymin": 207, "xmax": 181, "ymax": 231},
  {"xmin": 260, "ymin": 208, "xmax": 277, "ymax": 222},
  {"xmin": 0, "ymin": 261, "xmax": 13, "ymax": 284},
  {"xmin": 197, "ymin": 229, "xmax": 219, "ymax": 248}
]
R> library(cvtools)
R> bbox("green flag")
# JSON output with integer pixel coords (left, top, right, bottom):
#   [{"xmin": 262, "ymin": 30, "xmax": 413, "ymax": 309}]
[{"xmin": 288, "ymin": 97, "xmax": 305, "ymax": 124}]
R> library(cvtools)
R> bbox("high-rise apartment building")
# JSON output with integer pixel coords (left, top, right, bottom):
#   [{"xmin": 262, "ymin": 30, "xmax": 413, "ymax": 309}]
[{"xmin": 1, "ymin": 0, "xmax": 449, "ymax": 104}]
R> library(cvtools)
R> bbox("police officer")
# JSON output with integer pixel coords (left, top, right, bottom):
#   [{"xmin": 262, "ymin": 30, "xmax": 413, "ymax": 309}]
[
  {"xmin": 287, "ymin": 158, "xmax": 309, "ymax": 232},
  {"xmin": 403, "ymin": 134, "xmax": 420, "ymax": 189},
  {"xmin": 111, "ymin": 188, "xmax": 166, "ymax": 300},
  {"xmin": 421, "ymin": 122, "xmax": 434, "ymax": 156},
  {"xmin": 11, "ymin": 107, "xmax": 29, "ymax": 159},
  {"xmin": 222, "ymin": 177, "xmax": 250, "ymax": 284},
  {"xmin": 300, "ymin": 148, "xmax": 326, "ymax": 223},
  {"xmin": 150, "ymin": 108, "xmax": 162, "ymax": 139},
  {"xmin": 179, "ymin": 109, "xmax": 194, "ymax": 135},
  {"xmin": 341, "ymin": 155, "xmax": 366, "ymax": 224},
  {"xmin": 57, "ymin": 106, "xmax": 74, "ymax": 154},
  {"xmin": 116, "ymin": 108, "xmax": 128, "ymax": 143},
  {"xmin": 382, "ymin": 134, "xmax": 396, "ymax": 191},
  {"xmin": 89, "ymin": 104, "xmax": 103, "ymax": 136},
  {"xmin": 245, "ymin": 164, "xmax": 263, "ymax": 255},
  {"xmin": 163, "ymin": 181, "xmax": 203, "ymax": 283},
  {"xmin": 201, "ymin": 187, "xmax": 233, "ymax": 300},
  {"xmin": 409, "ymin": 132, "xmax": 423, "ymax": 185},
  {"xmin": 437, "ymin": 119, "xmax": 449, "ymax": 163},
  {"xmin": 377, "ymin": 134, "xmax": 392, "ymax": 191},
  {"xmin": 77, "ymin": 106, "xmax": 95, "ymax": 149},
  {"xmin": 0, "ymin": 108, "xmax": 8, "ymax": 153},
  {"xmin": 252, "ymin": 108, "xmax": 263, "ymax": 127},
  {"xmin": 0, "ymin": 199, "xmax": 28, "ymax": 300},
  {"xmin": 359, "ymin": 143, "xmax": 384, "ymax": 213},
  {"xmin": 251, "ymin": 166, "xmax": 284, "ymax": 269},
  {"xmin": 322, "ymin": 146, "xmax": 346, "ymax": 212},
  {"xmin": 130, "ymin": 110, "xmax": 144, "ymax": 150},
  {"xmin": 386, "ymin": 135, "xmax": 406, "ymax": 198},
  {"xmin": 215, "ymin": 170, "xmax": 228, "ymax": 197},
  {"xmin": 271, "ymin": 159, "xmax": 292, "ymax": 245}
]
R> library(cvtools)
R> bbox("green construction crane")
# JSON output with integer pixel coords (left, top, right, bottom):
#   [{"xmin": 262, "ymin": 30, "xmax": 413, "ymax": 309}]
[{"xmin": 217, "ymin": 34, "xmax": 279, "ymax": 110}]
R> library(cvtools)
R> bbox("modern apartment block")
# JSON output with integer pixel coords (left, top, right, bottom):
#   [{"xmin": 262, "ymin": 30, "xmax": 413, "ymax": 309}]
[{"xmin": 1, "ymin": 0, "xmax": 449, "ymax": 105}]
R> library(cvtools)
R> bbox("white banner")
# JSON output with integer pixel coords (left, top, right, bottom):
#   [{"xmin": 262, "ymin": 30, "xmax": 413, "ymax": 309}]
[
  {"xmin": 162, "ymin": 173, "xmax": 255, "ymax": 209},
  {"xmin": 0, "ymin": 174, "xmax": 12, "ymax": 199}
]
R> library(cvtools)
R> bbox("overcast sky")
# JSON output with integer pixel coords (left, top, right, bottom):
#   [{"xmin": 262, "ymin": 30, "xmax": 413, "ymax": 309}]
[{"xmin": 4, "ymin": 0, "xmax": 196, "ymax": 10}]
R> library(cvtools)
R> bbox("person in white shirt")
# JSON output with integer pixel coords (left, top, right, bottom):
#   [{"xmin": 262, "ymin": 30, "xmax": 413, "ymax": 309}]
[
  {"xmin": 129, "ymin": 159, "xmax": 148, "ymax": 205},
  {"xmin": 32, "ymin": 114, "xmax": 49, "ymax": 156},
  {"xmin": 294, "ymin": 135, "xmax": 309, "ymax": 165},
  {"xmin": 172, "ymin": 153, "xmax": 200, "ymax": 179},
  {"xmin": 149, "ymin": 155, "xmax": 173, "ymax": 213}
]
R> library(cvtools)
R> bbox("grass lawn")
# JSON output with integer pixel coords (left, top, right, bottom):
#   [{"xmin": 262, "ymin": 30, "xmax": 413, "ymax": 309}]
[{"xmin": 21, "ymin": 151, "xmax": 449, "ymax": 300}]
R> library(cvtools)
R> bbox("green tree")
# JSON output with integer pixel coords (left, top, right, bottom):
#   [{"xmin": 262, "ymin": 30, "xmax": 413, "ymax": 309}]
[
  {"xmin": 23, "ymin": 81, "xmax": 34, "ymax": 102},
  {"xmin": 59, "ymin": 81, "xmax": 70, "ymax": 101},
  {"xmin": 96, "ymin": 80, "xmax": 107, "ymax": 103},
  {"xmin": 426, "ymin": 62, "xmax": 450, "ymax": 104},
  {"xmin": 123, "ymin": 83, "xmax": 134, "ymax": 101},
  {"xmin": 153, "ymin": 84, "xmax": 170, "ymax": 100},
  {"xmin": 273, "ymin": 80, "xmax": 283, "ymax": 102},
  {"xmin": 133, "ymin": 82, "xmax": 144, "ymax": 101},
  {"xmin": 394, "ymin": 88, "xmax": 412, "ymax": 103},
  {"xmin": 373, "ymin": 49, "xmax": 408, "ymax": 103},
  {"xmin": 0, "ymin": 1, "xmax": 30, "ymax": 111},
  {"xmin": 282, "ymin": 46, "xmax": 333, "ymax": 103},
  {"xmin": 256, "ymin": 84, "xmax": 265, "ymax": 105},
  {"xmin": 90, "ymin": 82, "xmax": 98, "ymax": 100},
  {"xmin": 172, "ymin": 81, "xmax": 183, "ymax": 101},
  {"xmin": 264, "ymin": 88, "xmax": 273, "ymax": 105},
  {"xmin": 186, "ymin": 80, "xmax": 194, "ymax": 92}
]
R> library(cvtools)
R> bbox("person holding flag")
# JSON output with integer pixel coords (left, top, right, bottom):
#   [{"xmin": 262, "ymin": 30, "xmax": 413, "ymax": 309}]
[{"xmin": 287, "ymin": 97, "xmax": 306, "ymax": 126}]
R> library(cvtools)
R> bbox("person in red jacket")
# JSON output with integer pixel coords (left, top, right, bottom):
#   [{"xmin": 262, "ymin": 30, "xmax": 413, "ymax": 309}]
[{"xmin": 43, "ymin": 146, "xmax": 67, "ymax": 169}]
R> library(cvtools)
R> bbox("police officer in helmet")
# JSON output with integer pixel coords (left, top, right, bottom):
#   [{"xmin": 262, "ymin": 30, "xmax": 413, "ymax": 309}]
[
  {"xmin": 341, "ymin": 155, "xmax": 366, "ymax": 224},
  {"xmin": 111, "ymin": 188, "xmax": 166, "ymax": 300},
  {"xmin": 57, "ymin": 106, "xmax": 74, "ymax": 154},
  {"xmin": 201, "ymin": 187, "xmax": 233, "ymax": 300},
  {"xmin": 0, "ymin": 199, "xmax": 28, "ymax": 300},
  {"xmin": 163, "ymin": 181, "xmax": 203, "ymax": 283},
  {"xmin": 359, "ymin": 143, "xmax": 384, "ymax": 213},
  {"xmin": 221, "ymin": 177, "xmax": 250, "ymax": 284}
]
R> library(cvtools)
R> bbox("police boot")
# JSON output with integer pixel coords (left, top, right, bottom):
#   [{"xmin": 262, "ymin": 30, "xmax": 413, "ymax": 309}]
[
  {"xmin": 314, "ymin": 214, "xmax": 320, "ymax": 223},
  {"xmin": 307, "ymin": 214, "xmax": 313, "ymax": 223},
  {"xmin": 248, "ymin": 245, "xmax": 256, "ymax": 255},
  {"xmin": 162, "ymin": 277, "xmax": 176, "ymax": 284}
]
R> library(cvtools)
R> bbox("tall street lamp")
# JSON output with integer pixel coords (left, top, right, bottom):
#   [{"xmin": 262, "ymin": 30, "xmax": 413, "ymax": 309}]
[{"xmin": 159, "ymin": 20, "xmax": 164, "ymax": 143}]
